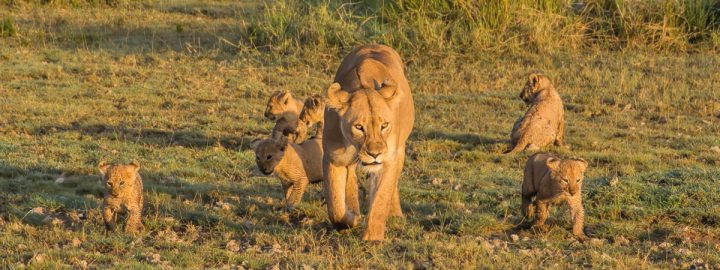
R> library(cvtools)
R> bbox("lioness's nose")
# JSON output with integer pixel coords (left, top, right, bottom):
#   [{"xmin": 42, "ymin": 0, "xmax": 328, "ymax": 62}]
[{"xmin": 367, "ymin": 142, "xmax": 383, "ymax": 158}]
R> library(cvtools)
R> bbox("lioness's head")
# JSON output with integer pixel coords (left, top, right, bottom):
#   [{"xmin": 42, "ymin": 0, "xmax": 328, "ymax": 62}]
[
  {"xmin": 251, "ymin": 136, "xmax": 288, "ymax": 175},
  {"xmin": 325, "ymin": 80, "xmax": 398, "ymax": 172},
  {"xmin": 520, "ymin": 73, "xmax": 553, "ymax": 104},
  {"xmin": 99, "ymin": 161, "xmax": 140, "ymax": 197},
  {"xmin": 264, "ymin": 91, "xmax": 294, "ymax": 120},
  {"xmin": 546, "ymin": 157, "xmax": 588, "ymax": 196},
  {"xmin": 299, "ymin": 95, "xmax": 325, "ymax": 126}
]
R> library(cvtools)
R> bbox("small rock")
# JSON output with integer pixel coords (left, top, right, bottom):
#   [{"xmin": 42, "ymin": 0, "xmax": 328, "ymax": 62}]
[
  {"xmin": 452, "ymin": 184, "xmax": 462, "ymax": 191},
  {"xmin": 613, "ymin": 235, "xmax": 629, "ymax": 246},
  {"xmin": 588, "ymin": 238, "xmax": 606, "ymax": 246},
  {"xmin": 55, "ymin": 177, "xmax": 65, "ymax": 184},
  {"xmin": 226, "ymin": 240, "xmax": 241, "ymax": 252},
  {"xmin": 31, "ymin": 207, "xmax": 46, "ymax": 215},
  {"xmin": 431, "ymin": 178, "xmax": 442, "ymax": 186},
  {"xmin": 609, "ymin": 175, "xmax": 619, "ymax": 187},
  {"xmin": 510, "ymin": 234, "xmax": 520, "ymax": 242},
  {"xmin": 658, "ymin": 242, "xmax": 672, "ymax": 249},
  {"xmin": 28, "ymin": 253, "xmax": 47, "ymax": 265},
  {"xmin": 146, "ymin": 253, "xmax": 162, "ymax": 264},
  {"xmin": 70, "ymin": 237, "xmax": 82, "ymax": 248},
  {"xmin": 711, "ymin": 146, "xmax": 720, "ymax": 154}
]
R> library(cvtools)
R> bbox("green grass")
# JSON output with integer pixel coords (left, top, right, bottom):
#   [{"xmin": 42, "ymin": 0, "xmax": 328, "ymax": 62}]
[{"xmin": 1, "ymin": 0, "xmax": 720, "ymax": 268}]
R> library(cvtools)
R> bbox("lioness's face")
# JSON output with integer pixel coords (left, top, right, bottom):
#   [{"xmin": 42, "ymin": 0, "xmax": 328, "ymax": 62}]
[
  {"xmin": 265, "ymin": 92, "xmax": 292, "ymax": 120},
  {"xmin": 340, "ymin": 91, "xmax": 393, "ymax": 172},
  {"xmin": 99, "ymin": 162, "xmax": 140, "ymax": 197},
  {"xmin": 253, "ymin": 138, "xmax": 287, "ymax": 175},
  {"xmin": 547, "ymin": 159, "xmax": 588, "ymax": 196}
]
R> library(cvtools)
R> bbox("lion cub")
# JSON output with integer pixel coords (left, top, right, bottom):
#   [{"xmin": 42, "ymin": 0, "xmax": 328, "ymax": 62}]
[
  {"xmin": 296, "ymin": 95, "xmax": 325, "ymax": 138},
  {"xmin": 252, "ymin": 135, "xmax": 323, "ymax": 211},
  {"xmin": 521, "ymin": 153, "xmax": 588, "ymax": 240},
  {"xmin": 265, "ymin": 91, "xmax": 307, "ymax": 143},
  {"xmin": 99, "ymin": 161, "xmax": 144, "ymax": 234},
  {"xmin": 506, "ymin": 73, "xmax": 565, "ymax": 154}
]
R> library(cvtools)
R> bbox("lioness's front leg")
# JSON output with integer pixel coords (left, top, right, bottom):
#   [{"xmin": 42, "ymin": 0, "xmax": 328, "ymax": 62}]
[
  {"xmin": 325, "ymin": 162, "xmax": 359, "ymax": 229},
  {"xmin": 345, "ymin": 163, "xmax": 361, "ymax": 217},
  {"xmin": 362, "ymin": 162, "xmax": 400, "ymax": 241},
  {"xmin": 388, "ymin": 152, "xmax": 406, "ymax": 218}
]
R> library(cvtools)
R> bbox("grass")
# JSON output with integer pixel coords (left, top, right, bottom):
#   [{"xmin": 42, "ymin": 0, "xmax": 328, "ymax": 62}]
[{"xmin": 0, "ymin": 0, "xmax": 719, "ymax": 268}]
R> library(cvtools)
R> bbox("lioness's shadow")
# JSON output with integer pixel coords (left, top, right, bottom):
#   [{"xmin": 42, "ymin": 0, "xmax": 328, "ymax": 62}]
[{"xmin": 413, "ymin": 129, "xmax": 505, "ymax": 148}]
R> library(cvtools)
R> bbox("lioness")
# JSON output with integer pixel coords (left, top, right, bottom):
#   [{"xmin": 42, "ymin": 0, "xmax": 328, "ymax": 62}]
[
  {"xmin": 252, "ymin": 135, "xmax": 323, "ymax": 211},
  {"xmin": 506, "ymin": 73, "xmax": 564, "ymax": 154},
  {"xmin": 521, "ymin": 153, "xmax": 588, "ymax": 240},
  {"xmin": 323, "ymin": 44, "xmax": 414, "ymax": 241},
  {"xmin": 99, "ymin": 161, "xmax": 144, "ymax": 234},
  {"xmin": 265, "ymin": 91, "xmax": 307, "ymax": 143},
  {"xmin": 297, "ymin": 95, "xmax": 325, "ymax": 138}
]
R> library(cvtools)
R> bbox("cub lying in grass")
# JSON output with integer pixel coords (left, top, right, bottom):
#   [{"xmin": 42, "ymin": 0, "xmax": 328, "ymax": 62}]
[
  {"xmin": 506, "ymin": 73, "xmax": 565, "ymax": 154},
  {"xmin": 521, "ymin": 153, "xmax": 588, "ymax": 240},
  {"xmin": 252, "ymin": 135, "xmax": 323, "ymax": 211},
  {"xmin": 297, "ymin": 95, "xmax": 325, "ymax": 138},
  {"xmin": 99, "ymin": 161, "xmax": 144, "ymax": 234},
  {"xmin": 265, "ymin": 91, "xmax": 307, "ymax": 143}
]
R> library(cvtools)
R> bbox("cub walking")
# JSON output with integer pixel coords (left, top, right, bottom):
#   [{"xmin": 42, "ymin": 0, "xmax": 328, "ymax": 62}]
[
  {"xmin": 521, "ymin": 153, "xmax": 588, "ymax": 240},
  {"xmin": 99, "ymin": 161, "xmax": 144, "ymax": 234}
]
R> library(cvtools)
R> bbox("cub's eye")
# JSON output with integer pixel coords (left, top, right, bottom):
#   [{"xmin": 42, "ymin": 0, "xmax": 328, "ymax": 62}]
[
  {"xmin": 353, "ymin": 124, "xmax": 364, "ymax": 131},
  {"xmin": 266, "ymin": 155, "xmax": 272, "ymax": 161},
  {"xmin": 119, "ymin": 181, "xmax": 125, "ymax": 186},
  {"xmin": 381, "ymin": 122, "xmax": 389, "ymax": 129}
]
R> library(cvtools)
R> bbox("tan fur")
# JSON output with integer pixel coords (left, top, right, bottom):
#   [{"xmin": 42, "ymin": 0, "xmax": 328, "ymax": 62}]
[
  {"xmin": 297, "ymin": 95, "xmax": 326, "ymax": 139},
  {"xmin": 265, "ymin": 91, "xmax": 307, "ymax": 143},
  {"xmin": 252, "ymin": 136, "xmax": 323, "ymax": 210},
  {"xmin": 323, "ymin": 44, "xmax": 414, "ymax": 241},
  {"xmin": 521, "ymin": 153, "xmax": 588, "ymax": 240},
  {"xmin": 506, "ymin": 73, "xmax": 565, "ymax": 154},
  {"xmin": 99, "ymin": 161, "xmax": 144, "ymax": 234}
]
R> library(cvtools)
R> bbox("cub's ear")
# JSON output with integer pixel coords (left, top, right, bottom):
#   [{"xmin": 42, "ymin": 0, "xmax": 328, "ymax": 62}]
[
  {"xmin": 324, "ymin": 83, "xmax": 350, "ymax": 111},
  {"xmin": 98, "ymin": 162, "xmax": 111, "ymax": 176},
  {"xmin": 546, "ymin": 157, "xmax": 561, "ymax": 171},
  {"xmin": 250, "ymin": 138, "xmax": 263, "ymax": 150},
  {"xmin": 576, "ymin": 158, "xmax": 589, "ymax": 171},
  {"xmin": 280, "ymin": 91, "xmax": 292, "ymax": 105},
  {"xmin": 276, "ymin": 135, "xmax": 289, "ymax": 151},
  {"xmin": 529, "ymin": 73, "xmax": 551, "ymax": 91},
  {"xmin": 129, "ymin": 160, "xmax": 141, "ymax": 172},
  {"xmin": 373, "ymin": 78, "xmax": 398, "ymax": 100}
]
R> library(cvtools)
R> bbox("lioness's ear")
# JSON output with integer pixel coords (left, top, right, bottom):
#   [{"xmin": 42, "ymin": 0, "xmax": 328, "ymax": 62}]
[
  {"xmin": 325, "ymin": 83, "xmax": 349, "ymax": 110},
  {"xmin": 546, "ymin": 157, "xmax": 561, "ymax": 171},
  {"xmin": 98, "ymin": 162, "xmax": 111, "ymax": 176},
  {"xmin": 129, "ymin": 160, "xmax": 141, "ymax": 173},
  {"xmin": 374, "ymin": 78, "xmax": 398, "ymax": 100}
]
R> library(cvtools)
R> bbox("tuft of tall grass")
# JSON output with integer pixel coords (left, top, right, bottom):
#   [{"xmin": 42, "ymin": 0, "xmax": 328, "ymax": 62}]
[
  {"xmin": 240, "ymin": 0, "xmax": 720, "ymax": 58},
  {"xmin": 1, "ymin": 16, "xmax": 17, "ymax": 37}
]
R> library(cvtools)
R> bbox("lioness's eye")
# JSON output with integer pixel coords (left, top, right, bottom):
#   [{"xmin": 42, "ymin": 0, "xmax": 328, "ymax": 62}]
[
  {"xmin": 381, "ymin": 122, "xmax": 389, "ymax": 129},
  {"xmin": 354, "ymin": 124, "xmax": 364, "ymax": 131}
]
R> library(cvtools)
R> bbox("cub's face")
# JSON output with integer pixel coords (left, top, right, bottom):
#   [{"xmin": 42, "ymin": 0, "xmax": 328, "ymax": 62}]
[
  {"xmin": 99, "ymin": 161, "xmax": 140, "ymax": 197},
  {"xmin": 520, "ymin": 73, "xmax": 551, "ymax": 105},
  {"xmin": 546, "ymin": 158, "xmax": 588, "ymax": 196},
  {"xmin": 264, "ymin": 91, "xmax": 294, "ymax": 120},
  {"xmin": 252, "ymin": 138, "xmax": 287, "ymax": 175},
  {"xmin": 299, "ymin": 96, "xmax": 325, "ymax": 126}
]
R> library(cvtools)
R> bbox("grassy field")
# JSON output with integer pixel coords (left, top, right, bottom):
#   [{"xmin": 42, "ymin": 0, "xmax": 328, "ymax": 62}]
[{"xmin": 1, "ymin": 0, "xmax": 720, "ymax": 269}]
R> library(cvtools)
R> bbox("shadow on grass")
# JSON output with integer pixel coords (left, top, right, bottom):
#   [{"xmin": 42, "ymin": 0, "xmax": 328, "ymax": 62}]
[
  {"xmin": 33, "ymin": 122, "xmax": 262, "ymax": 151},
  {"xmin": 414, "ymin": 129, "xmax": 505, "ymax": 148}
]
